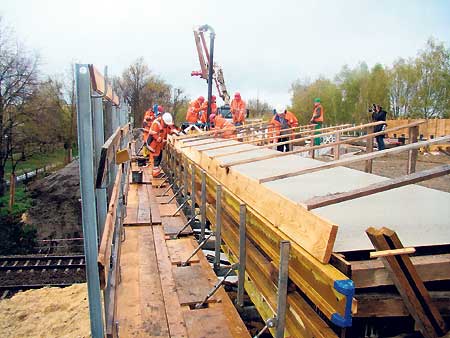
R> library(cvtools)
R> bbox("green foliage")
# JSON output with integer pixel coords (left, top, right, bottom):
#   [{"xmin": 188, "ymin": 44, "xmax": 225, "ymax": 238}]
[
  {"xmin": 247, "ymin": 98, "xmax": 273, "ymax": 120},
  {"xmin": 0, "ymin": 184, "xmax": 32, "ymax": 217},
  {"xmin": 290, "ymin": 38, "xmax": 450, "ymax": 123}
]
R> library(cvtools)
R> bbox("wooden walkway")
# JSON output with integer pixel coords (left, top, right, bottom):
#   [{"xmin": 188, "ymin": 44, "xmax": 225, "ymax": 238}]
[{"xmin": 116, "ymin": 166, "xmax": 249, "ymax": 338}]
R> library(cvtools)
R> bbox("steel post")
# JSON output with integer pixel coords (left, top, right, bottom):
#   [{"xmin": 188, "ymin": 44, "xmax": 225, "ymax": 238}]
[
  {"xmin": 191, "ymin": 164, "xmax": 196, "ymax": 218},
  {"xmin": 92, "ymin": 97, "xmax": 108, "ymax": 238},
  {"xmin": 214, "ymin": 184, "xmax": 222, "ymax": 270},
  {"xmin": 237, "ymin": 203, "xmax": 247, "ymax": 307},
  {"xmin": 200, "ymin": 170, "xmax": 206, "ymax": 241},
  {"xmin": 75, "ymin": 63, "xmax": 105, "ymax": 337},
  {"xmin": 183, "ymin": 157, "xmax": 188, "ymax": 198},
  {"xmin": 275, "ymin": 241, "xmax": 291, "ymax": 338}
]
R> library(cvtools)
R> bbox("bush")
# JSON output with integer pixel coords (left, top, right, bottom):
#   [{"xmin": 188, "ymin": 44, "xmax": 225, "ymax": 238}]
[{"xmin": 0, "ymin": 214, "xmax": 37, "ymax": 255}]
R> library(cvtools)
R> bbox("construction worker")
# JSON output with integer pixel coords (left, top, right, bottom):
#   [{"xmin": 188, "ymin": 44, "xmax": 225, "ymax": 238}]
[
  {"xmin": 372, "ymin": 104, "xmax": 387, "ymax": 151},
  {"xmin": 310, "ymin": 98, "xmax": 324, "ymax": 146},
  {"xmin": 271, "ymin": 107, "xmax": 291, "ymax": 152},
  {"xmin": 230, "ymin": 92, "xmax": 246, "ymax": 126},
  {"xmin": 210, "ymin": 113, "xmax": 236, "ymax": 139},
  {"xmin": 186, "ymin": 96, "xmax": 205, "ymax": 123},
  {"xmin": 147, "ymin": 112, "xmax": 175, "ymax": 177},
  {"xmin": 199, "ymin": 95, "xmax": 218, "ymax": 124}
]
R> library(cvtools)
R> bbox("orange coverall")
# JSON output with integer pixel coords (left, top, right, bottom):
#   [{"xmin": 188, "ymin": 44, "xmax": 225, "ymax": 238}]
[
  {"xmin": 186, "ymin": 99, "xmax": 203, "ymax": 123},
  {"xmin": 230, "ymin": 98, "xmax": 246, "ymax": 125},
  {"xmin": 199, "ymin": 101, "xmax": 218, "ymax": 123},
  {"xmin": 142, "ymin": 109, "xmax": 155, "ymax": 143},
  {"xmin": 214, "ymin": 115, "xmax": 236, "ymax": 139}
]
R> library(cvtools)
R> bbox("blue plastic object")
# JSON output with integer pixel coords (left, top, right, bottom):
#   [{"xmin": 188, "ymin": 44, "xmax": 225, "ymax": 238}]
[{"xmin": 331, "ymin": 279, "xmax": 354, "ymax": 327}]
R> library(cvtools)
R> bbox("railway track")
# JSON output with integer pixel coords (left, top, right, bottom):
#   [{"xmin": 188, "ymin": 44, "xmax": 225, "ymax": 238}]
[{"xmin": 0, "ymin": 255, "xmax": 86, "ymax": 300}]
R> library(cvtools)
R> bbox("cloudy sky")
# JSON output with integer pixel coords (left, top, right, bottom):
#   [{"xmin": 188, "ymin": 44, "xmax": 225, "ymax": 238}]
[{"xmin": 2, "ymin": 0, "xmax": 450, "ymax": 106}]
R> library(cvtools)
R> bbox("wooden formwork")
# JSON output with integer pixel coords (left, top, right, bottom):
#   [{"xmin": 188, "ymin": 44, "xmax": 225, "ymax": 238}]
[{"xmin": 386, "ymin": 119, "xmax": 450, "ymax": 139}]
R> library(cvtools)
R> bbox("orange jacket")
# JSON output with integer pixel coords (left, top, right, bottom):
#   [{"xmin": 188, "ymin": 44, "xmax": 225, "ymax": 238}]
[
  {"xmin": 230, "ymin": 98, "xmax": 246, "ymax": 124},
  {"xmin": 268, "ymin": 115, "xmax": 281, "ymax": 143},
  {"xmin": 311, "ymin": 104, "xmax": 324, "ymax": 123},
  {"xmin": 285, "ymin": 111, "xmax": 299, "ymax": 127},
  {"xmin": 199, "ymin": 101, "xmax": 218, "ymax": 123},
  {"xmin": 214, "ymin": 115, "xmax": 235, "ymax": 139},
  {"xmin": 142, "ymin": 109, "xmax": 155, "ymax": 142},
  {"xmin": 147, "ymin": 116, "xmax": 169, "ymax": 156},
  {"xmin": 186, "ymin": 99, "xmax": 203, "ymax": 123}
]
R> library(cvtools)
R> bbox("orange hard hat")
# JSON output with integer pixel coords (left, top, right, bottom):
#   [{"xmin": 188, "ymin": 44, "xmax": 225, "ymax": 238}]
[{"xmin": 198, "ymin": 96, "xmax": 205, "ymax": 103}]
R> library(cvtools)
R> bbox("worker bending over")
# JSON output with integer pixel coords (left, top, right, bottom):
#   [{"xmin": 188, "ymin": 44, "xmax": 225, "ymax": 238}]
[
  {"xmin": 230, "ymin": 92, "xmax": 246, "ymax": 126},
  {"xmin": 199, "ymin": 95, "xmax": 218, "ymax": 123},
  {"xmin": 310, "ymin": 98, "xmax": 324, "ymax": 146},
  {"xmin": 147, "ymin": 112, "xmax": 176, "ymax": 177},
  {"xmin": 210, "ymin": 113, "xmax": 236, "ymax": 139},
  {"xmin": 186, "ymin": 96, "xmax": 205, "ymax": 124},
  {"xmin": 270, "ymin": 107, "xmax": 291, "ymax": 152}
]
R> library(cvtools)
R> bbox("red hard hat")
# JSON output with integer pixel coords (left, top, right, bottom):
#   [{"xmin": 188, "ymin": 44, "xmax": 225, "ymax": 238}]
[
  {"xmin": 157, "ymin": 106, "xmax": 164, "ymax": 113},
  {"xmin": 198, "ymin": 96, "xmax": 205, "ymax": 103},
  {"xmin": 211, "ymin": 95, "xmax": 216, "ymax": 101},
  {"xmin": 234, "ymin": 92, "xmax": 241, "ymax": 99}
]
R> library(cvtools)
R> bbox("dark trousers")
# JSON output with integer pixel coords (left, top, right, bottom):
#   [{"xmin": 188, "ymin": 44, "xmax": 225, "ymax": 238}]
[
  {"xmin": 376, "ymin": 136, "xmax": 385, "ymax": 151},
  {"xmin": 154, "ymin": 152, "xmax": 163, "ymax": 166},
  {"xmin": 277, "ymin": 137, "xmax": 290, "ymax": 152}
]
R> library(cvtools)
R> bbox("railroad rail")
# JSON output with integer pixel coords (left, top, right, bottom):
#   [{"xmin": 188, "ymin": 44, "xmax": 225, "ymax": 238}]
[{"xmin": 0, "ymin": 254, "xmax": 86, "ymax": 300}]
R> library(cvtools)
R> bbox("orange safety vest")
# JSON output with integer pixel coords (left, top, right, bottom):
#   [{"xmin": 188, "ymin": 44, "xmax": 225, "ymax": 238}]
[
  {"xmin": 142, "ymin": 109, "xmax": 155, "ymax": 143},
  {"xmin": 311, "ymin": 104, "xmax": 324, "ymax": 123},
  {"xmin": 230, "ymin": 98, "xmax": 246, "ymax": 124},
  {"xmin": 268, "ymin": 115, "xmax": 281, "ymax": 143},
  {"xmin": 147, "ymin": 116, "xmax": 169, "ymax": 156},
  {"xmin": 186, "ymin": 100, "xmax": 203, "ymax": 123},
  {"xmin": 285, "ymin": 111, "xmax": 299, "ymax": 127},
  {"xmin": 214, "ymin": 115, "xmax": 236, "ymax": 139}
]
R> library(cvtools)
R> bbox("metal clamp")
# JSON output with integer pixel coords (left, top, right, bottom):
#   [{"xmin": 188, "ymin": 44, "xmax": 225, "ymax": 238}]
[
  {"xmin": 172, "ymin": 198, "xmax": 189, "ymax": 217},
  {"xmin": 172, "ymin": 212, "xmax": 199, "ymax": 239},
  {"xmin": 163, "ymin": 185, "xmax": 184, "ymax": 205},
  {"xmin": 157, "ymin": 182, "xmax": 175, "ymax": 197},
  {"xmin": 157, "ymin": 176, "xmax": 169, "ymax": 189}
]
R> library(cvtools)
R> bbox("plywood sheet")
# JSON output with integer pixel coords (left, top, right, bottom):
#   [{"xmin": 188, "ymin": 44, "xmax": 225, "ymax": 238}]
[
  {"xmin": 183, "ymin": 307, "xmax": 233, "ymax": 338},
  {"xmin": 172, "ymin": 265, "xmax": 216, "ymax": 305},
  {"xmin": 162, "ymin": 216, "xmax": 192, "ymax": 236},
  {"xmin": 166, "ymin": 238, "xmax": 199, "ymax": 265}
]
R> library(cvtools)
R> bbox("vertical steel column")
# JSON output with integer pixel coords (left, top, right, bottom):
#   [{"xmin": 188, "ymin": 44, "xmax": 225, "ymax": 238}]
[
  {"xmin": 183, "ymin": 157, "xmax": 188, "ymax": 198},
  {"xmin": 275, "ymin": 241, "xmax": 291, "ymax": 338},
  {"xmin": 237, "ymin": 203, "xmax": 247, "ymax": 307},
  {"xmin": 200, "ymin": 170, "xmax": 206, "ymax": 241},
  {"xmin": 214, "ymin": 184, "xmax": 222, "ymax": 270},
  {"xmin": 75, "ymin": 64, "xmax": 104, "ymax": 337},
  {"xmin": 92, "ymin": 97, "xmax": 107, "ymax": 237},
  {"xmin": 191, "ymin": 164, "xmax": 196, "ymax": 217}
]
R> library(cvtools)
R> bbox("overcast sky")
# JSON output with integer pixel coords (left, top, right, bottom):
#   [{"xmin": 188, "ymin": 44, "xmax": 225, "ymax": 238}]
[{"xmin": 2, "ymin": 0, "xmax": 450, "ymax": 107}]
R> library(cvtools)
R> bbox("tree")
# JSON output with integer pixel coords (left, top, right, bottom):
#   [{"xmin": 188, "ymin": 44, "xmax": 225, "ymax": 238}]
[
  {"xmin": 247, "ymin": 98, "xmax": 273, "ymax": 119},
  {"xmin": 389, "ymin": 58, "xmax": 418, "ymax": 118},
  {"xmin": 0, "ymin": 17, "xmax": 39, "ymax": 196},
  {"xmin": 410, "ymin": 38, "xmax": 450, "ymax": 118}
]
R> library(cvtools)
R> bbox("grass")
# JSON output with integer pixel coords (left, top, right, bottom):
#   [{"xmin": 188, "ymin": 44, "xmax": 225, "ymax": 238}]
[
  {"xmin": 0, "ymin": 183, "xmax": 33, "ymax": 217},
  {"xmin": 4, "ymin": 147, "xmax": 78, "ymax": 177}
]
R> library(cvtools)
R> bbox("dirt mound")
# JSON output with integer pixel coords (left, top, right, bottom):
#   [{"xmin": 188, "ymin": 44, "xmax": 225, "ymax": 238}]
[
  {"xmin": 0, "ymin": 283, "xmax": 90, "ymax": 338},
  {"xmin": 26, "ymin": 160, "xmax": 82, "ymax": 244}
]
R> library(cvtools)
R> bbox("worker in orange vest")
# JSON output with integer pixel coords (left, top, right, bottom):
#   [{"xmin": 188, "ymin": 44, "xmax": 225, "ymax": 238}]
[
  {"xmin": 271, "ymin": 107, "xmax": 291, "ymax": 152},
  {"xmin": 230, "ymin": 92, "xmax": 246, "ymax": 126},
  {"xmin": 186, "ymin": 96, "xmax": 205, "ymax": 124},
  {"xmin": 142, "ymin": 107, "xmax": 155, "ymax": 145},
  {"xmin": 210, "ymin": 113, "xmax": 236, "ymax": 139},
  {"xmin": 147, "ymin": 113, "xmax": 175, "ymax": 177},
  {"xmin": 199, "ymin": 95, "xmax": 218, "ymax": 124},
  {"xmin": 310, "ymin": 98, "xmax": 324, "ymax": 146}
]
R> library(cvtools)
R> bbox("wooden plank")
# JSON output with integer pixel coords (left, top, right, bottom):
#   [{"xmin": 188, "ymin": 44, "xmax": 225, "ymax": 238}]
[
  {"xmin": 88, "ymin": 64, "xmax": 120, "ymax": 105},
  {"xmin": 304, "ymin": 165, "xmax": 450, "ymax": 210},
  {"xmin": 183, "ymin": 307, "xmax": 234, "ymax": 338},
  {"xmin": 365, "ymin": 126, "xmax": 374, "ymax": 173},
  {"xmin": 351, "ymin": 253, "xmax": 450, "ymax": 289},
  {"xmin": 152, "ymin": 177, "xmax": 167, "ymax": 187},
  {"xmin": 162, "ymin": 216, "xmax": 192, "ymax": 236},
  {"xmin": 370, "ymin": 247, "xmax": 416, "ymax": 259},
  {"xmin": 98, "ymin": 166, "xmax": 122, "ymax": 289},
  {"xmin": 172, "ymin": 265, "xmax": 216, "ymax": 305},
  {"xmin": 407, "ymin": 125, "xmax": 419, "ymax": 174},
  {"xmin": 166, "ymin": 238, "xmax": 200, "ymax": 265},
  {"xmin": 159, "ymin": 203, "xmax": 179, "ymax": 217},
  {"xmin": 259, "ymin": 135, "xmax": 450, "ymax": 183},
  {"xmin": 137, "ymin": 185, "xmax": 151, "ymax": 224},
  {"xmin": 366, "ymin": 227, "xmax": 447, "ymax": 338},
  {"xmin": 355, "ymin": 291, "xmax": 450, "ymax": 318},
  {"xmin": 152, "ymin": 226, "xmax": 189, "ymax": 338},
  {"xmin": 96, "ymin": 126, "xmax": 122, "ymax": 188}
]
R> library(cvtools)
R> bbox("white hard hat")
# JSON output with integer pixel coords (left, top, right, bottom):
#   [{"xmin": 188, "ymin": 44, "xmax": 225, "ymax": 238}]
[
  {"xmin": 276, "ymin": 105, "xmax": 286, "ymax": 114},
  {"xmin": 162, "ymin": 112, "xmax": 174, "ymax": 125}
]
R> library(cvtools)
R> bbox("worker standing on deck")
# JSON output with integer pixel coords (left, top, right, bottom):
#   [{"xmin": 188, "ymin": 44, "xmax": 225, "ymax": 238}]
[
  {"xmin": 273, "ymin": 107, "xmax": 291, "ymax": 152},
  {"xmin": 372, "ymin": 104, "xmax": 387, "ymax": 151},
  {"xmin": 186, "ymin": 96, "xmax": 205, "ymax": 124},
  {"xmin": 147, "ymin": 112, "xmax": 175, "ymax": 177},
  {"xmin": 210, "ymin": 113, "xmax": 236, "ymax": 139},
  {"xmin": 199, "ymin": 95, "xmax": 218, "ymax": 124},
  {"xmin": 310, "ymin": 98, "xmax": 324, "ymax": 146},
  {"xmin": 230, "ymin": 92, "xmax": 246, "ymax": 126}
]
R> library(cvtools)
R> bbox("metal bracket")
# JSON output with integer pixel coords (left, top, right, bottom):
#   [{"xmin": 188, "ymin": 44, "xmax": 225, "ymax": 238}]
[
  {"xmin": 172, "ymin": 198, "xmax": 189, "ymax": 217},
  {"xmin": 180, "ymin": 232, "xmax": 214, "ymax": 266},
  {"xmin": 172, "ymin": 212, "xmax": 199, "ymax": 239},
  {"xmin": 163, "ymin": 185, "xmax": 184, "ymax": 204},
  {"xmin": 157, "ymin": 176, "xmax": 169, "ymax": 189},
  {"xmin": 157, "ymin": 182, "xmax": 175, "ymax": 197},
  {"xmin": 194, "ymin": 263, "xmax": 238, "ymax": 309},
  {"xmin": 253, "ymin": 317, "xmax": 277, "ymax": 338}
]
